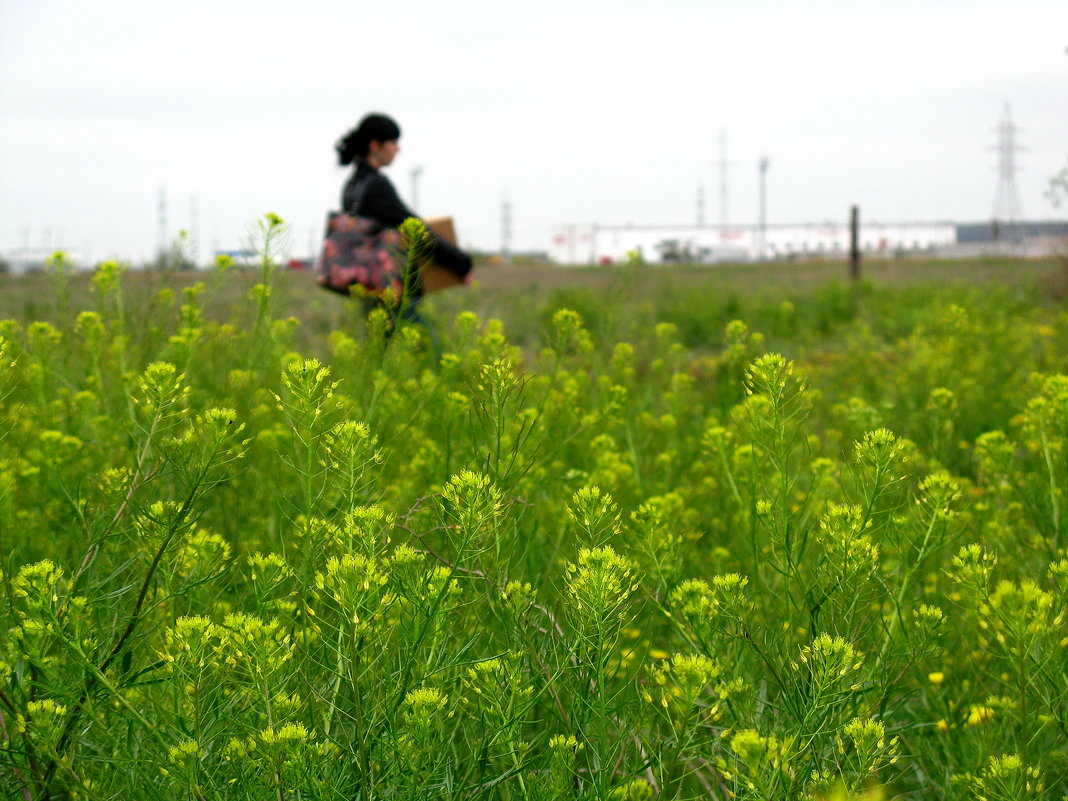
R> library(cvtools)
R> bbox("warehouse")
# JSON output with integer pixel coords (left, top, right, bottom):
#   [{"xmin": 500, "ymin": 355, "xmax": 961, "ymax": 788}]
[{"xmin": 548, "ymin": 221, "xmax": 958, "ymax": 265}]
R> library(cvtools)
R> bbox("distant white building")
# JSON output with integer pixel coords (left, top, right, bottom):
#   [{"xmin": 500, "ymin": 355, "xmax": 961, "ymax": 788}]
[
  {"xmin": 1, "ymin": 246, "xmax": 90, "ymax": 275},
  {"xmin": 548, "ymin": 222, "xmax": 957, "ymax": 265}
]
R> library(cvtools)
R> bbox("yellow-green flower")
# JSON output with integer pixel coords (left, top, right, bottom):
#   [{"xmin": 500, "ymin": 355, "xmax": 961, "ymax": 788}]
[{"xmin": 966, "ymin": 705, "xmax": 994, "ymax": 726}]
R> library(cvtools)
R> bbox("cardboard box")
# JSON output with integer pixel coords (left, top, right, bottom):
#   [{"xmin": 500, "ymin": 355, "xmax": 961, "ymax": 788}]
[{"xmin": 422, "ymin": 217, "xmax": 466, "ymax": 293}]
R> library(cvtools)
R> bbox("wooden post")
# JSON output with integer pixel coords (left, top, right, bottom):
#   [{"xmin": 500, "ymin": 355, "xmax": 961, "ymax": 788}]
[{"xmin": 849, "ymin": 204, "xmax": 860, "ymax": 281}]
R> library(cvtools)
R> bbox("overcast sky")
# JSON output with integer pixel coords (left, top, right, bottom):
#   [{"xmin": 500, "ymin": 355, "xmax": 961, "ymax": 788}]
[{"xmin": 2, "ymin": 0, "xmax": 1066, "ymax": 264}]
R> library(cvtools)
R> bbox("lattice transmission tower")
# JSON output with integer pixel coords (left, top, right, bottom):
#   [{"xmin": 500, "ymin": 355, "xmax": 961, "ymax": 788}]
[{"xmin": 991, "ymin": 102, "xmax": 1025, "ymax": 254}]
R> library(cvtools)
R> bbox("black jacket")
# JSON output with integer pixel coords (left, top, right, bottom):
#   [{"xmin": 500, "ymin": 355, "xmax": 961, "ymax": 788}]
[{"xmin": 342, "ymin": 160, "xmax": 473, "ymax": 281}]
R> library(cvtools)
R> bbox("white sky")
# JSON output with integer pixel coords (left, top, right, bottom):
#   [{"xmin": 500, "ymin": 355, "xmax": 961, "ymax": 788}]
[{"xmin": 2, "ymin": 0, "xmax": 1066, "ymax": 264}]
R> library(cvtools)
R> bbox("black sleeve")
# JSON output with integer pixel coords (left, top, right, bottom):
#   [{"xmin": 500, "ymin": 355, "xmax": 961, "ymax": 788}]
[
  {"xmin": 358, "ymin": 172, "xmax": 473, "ymax": 279},
  {"xmin": 357, "ymin": 172, "xmax": 415, "ymax": 228},
  {"xmin": 428, "ymin": 236, "xmax": 473, "ymax": 278}
]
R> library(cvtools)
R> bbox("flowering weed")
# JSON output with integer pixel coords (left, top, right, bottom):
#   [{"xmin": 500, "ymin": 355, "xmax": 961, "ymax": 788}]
[{"xmin": 0, "ymin": 250, "xmax": 1066, "ymax": 798}]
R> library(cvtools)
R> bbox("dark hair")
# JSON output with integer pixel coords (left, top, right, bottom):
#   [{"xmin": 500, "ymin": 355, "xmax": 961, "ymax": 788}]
[{"xmin": 336, "ymin": 113, "xmax": 402, "ymax": 166}]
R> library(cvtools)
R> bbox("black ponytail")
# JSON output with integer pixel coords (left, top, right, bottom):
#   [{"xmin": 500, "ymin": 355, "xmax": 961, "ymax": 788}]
[{"xmin": 335, "ymin": 113, "xmax": 401, "ymax": 166}]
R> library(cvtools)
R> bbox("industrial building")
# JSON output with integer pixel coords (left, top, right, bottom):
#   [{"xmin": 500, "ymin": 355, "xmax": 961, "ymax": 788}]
[{"xmin": 549, "ymin": 221, "xmax": 961, "ymax": 265}]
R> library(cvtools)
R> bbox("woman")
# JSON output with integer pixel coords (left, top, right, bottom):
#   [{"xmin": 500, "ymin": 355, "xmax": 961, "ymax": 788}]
[{"xmin": 335, "ymin": 113, "xmax": 472, "ymax": 316}]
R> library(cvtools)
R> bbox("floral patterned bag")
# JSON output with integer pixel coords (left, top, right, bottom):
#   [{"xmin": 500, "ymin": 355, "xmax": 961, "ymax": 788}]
[{"xmin": 317, "ymin": 211, "xmax": 404, "ymax": 298}]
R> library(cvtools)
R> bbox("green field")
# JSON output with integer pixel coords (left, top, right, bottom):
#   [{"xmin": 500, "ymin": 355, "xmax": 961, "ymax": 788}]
[{"xmin": 1, "ymin": 236, "xmax": 1066, "ymax": 800}]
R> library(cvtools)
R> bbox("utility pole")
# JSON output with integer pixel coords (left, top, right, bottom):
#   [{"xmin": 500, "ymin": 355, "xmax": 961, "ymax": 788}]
[
  {"xmin": 189, "ymin": 196, "xmax": 199, "ymax": 269},
  {"xmin": 697, "ymin": 184, "xmax": 705, "ymax": 226},
  {"xmin": 157, "ymin": 186, "xmax": 167, "ymax": 267},
  {"xmin": 849, "ymin": 205, "xmax": 861, "ymax": 280},
  {"xmin": 410, "ymin": 166, "xmax": 423, "ymax": 214},
  {"xmin": 758, "ymin": 157, "xmax": 769, "ymax": 260},
  {"xmin": 501, "ymin": 195, "xmax": 512, "ymax": 261},
  {"xmin": 718, "ymin": 130, "xmax": 729, "ymax": 228}
]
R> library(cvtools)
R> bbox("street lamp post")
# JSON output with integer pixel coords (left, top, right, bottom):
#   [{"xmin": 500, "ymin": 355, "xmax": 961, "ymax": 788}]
[{"xmin": 410, "ymin": 166, "xmax": 424, "ymax": 213}]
